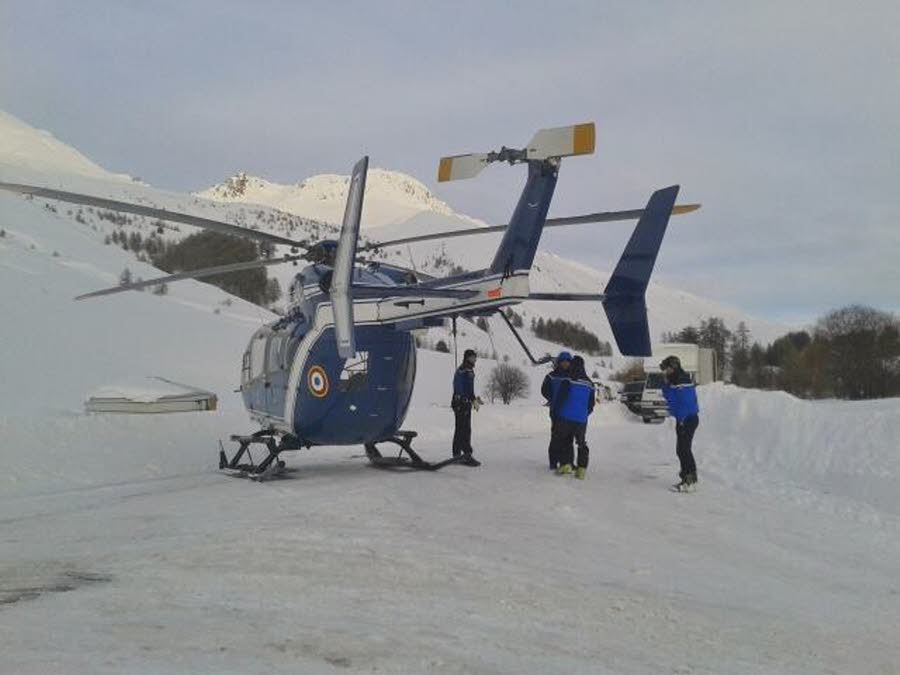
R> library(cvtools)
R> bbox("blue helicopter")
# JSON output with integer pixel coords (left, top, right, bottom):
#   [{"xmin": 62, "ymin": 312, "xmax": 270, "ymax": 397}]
[{"xmin": 0, "ymin": 123, "xmax": 699, "ymax": 477}]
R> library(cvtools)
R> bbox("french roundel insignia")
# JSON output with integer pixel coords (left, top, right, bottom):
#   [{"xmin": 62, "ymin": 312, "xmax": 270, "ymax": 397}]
[{"xmin": 307, "ymin": 365, "xmax": 329, "ymax": 398}]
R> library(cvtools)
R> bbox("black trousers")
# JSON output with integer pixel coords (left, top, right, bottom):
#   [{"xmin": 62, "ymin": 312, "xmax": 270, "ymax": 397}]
[
  {"xmin": 550, "ymin": 419, "xmax": 589, "ymax": 469},
  {"xmin": 675, "ymin": 414, "xmax": 699, "ymax": 478},
  {"xmin": 547, "ymin": 418, "xmax": 558, "ymax": 468},
  {"xmin": 452, "ymin": 403, "xmax": 473, "ymax": 456}
]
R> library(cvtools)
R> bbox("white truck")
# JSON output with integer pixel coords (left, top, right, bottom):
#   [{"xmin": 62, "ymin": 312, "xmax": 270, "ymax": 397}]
[{"xmin": 638, "ymin": 343, "xmax": 717, "ymax": 422}]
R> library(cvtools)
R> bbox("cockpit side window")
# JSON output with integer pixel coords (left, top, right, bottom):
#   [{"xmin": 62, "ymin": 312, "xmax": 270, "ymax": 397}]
[
  {"xmin": 267, "ymin": 335, "xmax": 284, "ymax": 373},
  {"xmin": 241, "ymin": 349, "xmax": 252, "ymax": 385},
  {"xmin": 289, "ymin": 274, "xmax": 306, "ymax": 303},
  {"xmin": 250, "ymin": 334, "xmax": 267, "ymax": 380}
]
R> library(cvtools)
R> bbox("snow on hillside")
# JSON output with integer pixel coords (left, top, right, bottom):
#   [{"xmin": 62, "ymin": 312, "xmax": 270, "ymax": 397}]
[
  {"xmin": 2, "ymin": 119, "xmax": 900, "ymax": 672},
  {"xmin": 198, "ymin": 168, "xmax": 472, "ymax": 229},
  {"xmin": 1, "ymin": 109, "xmax": 787, "ymax": 369},
  {"xmin": 0, "ymin": 110, "xmax": 133, "ymax": 183}
]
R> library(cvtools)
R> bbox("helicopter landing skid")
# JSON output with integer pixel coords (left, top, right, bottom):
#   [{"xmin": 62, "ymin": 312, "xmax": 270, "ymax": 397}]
[
  {"xmin": 218, "ymin": 431, "xmax": 304, "ymax": 481},
  {"xmin": 365, "ymin": 431, "xmax": 461, "ymax": 471}
]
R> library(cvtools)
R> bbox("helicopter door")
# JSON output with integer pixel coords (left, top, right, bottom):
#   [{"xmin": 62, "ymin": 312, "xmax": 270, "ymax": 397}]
[
  {"xmin": 264, "ymin": 333, "xmax": 290, "ymax": 418},
  {"xmin": 354, "ymin": 327, "xmax": 414, "ymax": 435}
]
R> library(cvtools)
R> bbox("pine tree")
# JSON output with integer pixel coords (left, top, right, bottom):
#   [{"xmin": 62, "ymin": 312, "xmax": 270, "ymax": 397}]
[{"xmin": 730, "ymin": 322, "xmax": 752, "ymax": 385}]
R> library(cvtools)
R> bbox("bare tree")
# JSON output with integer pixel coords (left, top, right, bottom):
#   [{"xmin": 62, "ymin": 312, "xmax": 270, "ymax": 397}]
[
  {"xmin": 486, "ymin": 363, "xmax": 529, "ymax": 404},
  {"xmin": 816, "ymin": 305, "xmax": 900, "ymax": 399}
]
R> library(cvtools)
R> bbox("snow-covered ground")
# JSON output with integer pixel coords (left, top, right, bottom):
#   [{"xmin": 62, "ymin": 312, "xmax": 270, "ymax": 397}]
[{"xmin": 2, "ymin": 110, "xmax": 900, "ymax": 673}]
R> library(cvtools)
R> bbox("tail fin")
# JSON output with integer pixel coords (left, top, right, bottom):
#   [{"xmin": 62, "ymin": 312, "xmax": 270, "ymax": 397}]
[{"xmin": 602, "ymin": 185, "xmax": 679, "ymax": 356}]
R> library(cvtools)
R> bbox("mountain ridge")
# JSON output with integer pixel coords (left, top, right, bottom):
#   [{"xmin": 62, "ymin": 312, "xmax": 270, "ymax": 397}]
[{"xmin": 0, "ymin": 108, "xmax": 790, "ymax": 365}]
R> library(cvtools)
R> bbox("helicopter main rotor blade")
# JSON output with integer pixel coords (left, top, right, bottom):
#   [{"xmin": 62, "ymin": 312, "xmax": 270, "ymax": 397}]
[
  {"xmin": 331, "ymin": 157, "xmax": 368, "ymax": 359},
  {"xmin": 74, "ymin": 254, "xmax": 303, "ymax": 300},
  {"xmin": 0, "ymin": 181, "xmax": 310, "ymax": 249},
  {"xmin": 358, "ymin": 203, "xmax": 700, "ymax": 251}
]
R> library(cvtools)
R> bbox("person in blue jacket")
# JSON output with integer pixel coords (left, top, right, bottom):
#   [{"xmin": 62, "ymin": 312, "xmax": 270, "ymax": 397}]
[
  {"xmin": 549, "ymin": 355, "xmax": 595, "ymax": 479},
  {"xmin": 541, "ymin": 351, "xmax": 572, "ymax": 470},
  {"xmin": 660, "ymin": 355, "xmax": 700, "ymax": 491},
  {"xmin": 451, "ymin": 349, "xmax": 482, "ymax": 466}
]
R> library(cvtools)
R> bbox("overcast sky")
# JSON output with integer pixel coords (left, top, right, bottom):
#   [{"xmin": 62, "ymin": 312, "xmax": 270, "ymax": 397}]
[{"xmin": 2, "ymin": 1, "xmax": 898, "ymax": 327}]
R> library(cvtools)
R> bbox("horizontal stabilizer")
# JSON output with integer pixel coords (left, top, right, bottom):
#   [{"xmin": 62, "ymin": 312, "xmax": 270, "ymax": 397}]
[
  {"xmin": 437, "ymin": 153, "xmax": 489, "ymax": 182},
  {"xmin": 526, "ymin": 123, "xmax": 595, "ymax": 160},
  {"xmin": 602, "ymin": 185, "xmax": 679, "ymax": 356}
]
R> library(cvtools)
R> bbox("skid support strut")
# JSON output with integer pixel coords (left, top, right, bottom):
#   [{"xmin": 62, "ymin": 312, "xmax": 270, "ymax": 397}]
[
  {"xmin": 219, "ymin": 430, "xmax": 305, "ymax": 480},
  {"xmin": 365, "ymin": 431, "xmax": 461, "ymax": 471}
]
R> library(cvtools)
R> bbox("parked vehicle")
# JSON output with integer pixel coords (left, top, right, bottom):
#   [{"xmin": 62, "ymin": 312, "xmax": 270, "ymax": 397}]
[
  {"xmin": 639, "ymin": 371, "xmax": 668, "ymax": 423},
  {"xmin": 618, "ymin": 380, "xmax": 645, "ymax": 414}
]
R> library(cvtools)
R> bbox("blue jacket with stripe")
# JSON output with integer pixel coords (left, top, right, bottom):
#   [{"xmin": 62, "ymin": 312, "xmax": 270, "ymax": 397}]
[{"xmin": 661, "ymin": 370, "xmax": 699, "ymax": 421}]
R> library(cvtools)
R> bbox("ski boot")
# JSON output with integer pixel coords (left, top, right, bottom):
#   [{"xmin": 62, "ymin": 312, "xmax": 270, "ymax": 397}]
[
  {"xmin": 461, "ymin": 453, "xmax": 481, "ymax": 467},
  {"xmin": 671, "ymin": 473, "xmax": 698, "ymax": 493},
  {"xmin": 574, "ymin": 467, "xmax": 586, "ymax": 480},
  {"xmin": 556, "ymin": 463, "xmax": 573, "ymax": 476}
]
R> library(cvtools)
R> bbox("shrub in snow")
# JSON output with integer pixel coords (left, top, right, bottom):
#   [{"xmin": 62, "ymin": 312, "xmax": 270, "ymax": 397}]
[
  {"xmin": 487, "ymin": 363, "xmax": 529, "ymax": 405},
  {"xmin": 435, "ymin": 340, "xmax": 450, "ymax": 353}
]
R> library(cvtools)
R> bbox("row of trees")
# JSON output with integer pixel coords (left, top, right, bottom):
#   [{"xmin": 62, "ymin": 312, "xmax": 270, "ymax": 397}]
[
  {"xmin": 108, "ymin": 229, "xmax": 281, "ymax": 307},
  {"xmin": 666, "ymin": 305, "xmax": 900, "ymax": 400},
  {"xmin": 531, "ymin": 317, "xmax": 612, "ymax": 356}
]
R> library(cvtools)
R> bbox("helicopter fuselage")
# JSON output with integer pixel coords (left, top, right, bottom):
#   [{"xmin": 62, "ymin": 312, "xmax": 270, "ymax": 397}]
[
  {"xmin": 239, "ymin": 261, "xmax": 532, "ymax": 446},
  {"xmin": 240, "ymin": 264, "xmax": 418, "ymax": 445}
]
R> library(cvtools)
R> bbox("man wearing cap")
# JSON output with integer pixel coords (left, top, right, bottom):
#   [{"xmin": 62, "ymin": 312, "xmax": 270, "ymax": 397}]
[
  {"xmin": 660, "ymin": 355, "xmax": 700, "ymax": 492},
  {"xmin": 541, "ymin": 351, "xmax": 572, "ymax": 470},
  {"xmin": 451, "ymin": 349, "xmax": 483, "ymax": 466}
]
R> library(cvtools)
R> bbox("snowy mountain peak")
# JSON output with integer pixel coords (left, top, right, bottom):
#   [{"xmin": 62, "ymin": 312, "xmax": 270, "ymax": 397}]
[
  {"xmin": 0, "ymin": 109, "xmax": 132, "ymax": 183},
  {"xmin": 198, "ymin": 167, "xmax": 455, "ymax": 228}
]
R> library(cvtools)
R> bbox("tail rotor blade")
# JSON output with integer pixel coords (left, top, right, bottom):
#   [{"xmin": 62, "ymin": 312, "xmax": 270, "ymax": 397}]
[{"xmin": 437, "ymin": 153, "xmax": 489, "ymax": 182}]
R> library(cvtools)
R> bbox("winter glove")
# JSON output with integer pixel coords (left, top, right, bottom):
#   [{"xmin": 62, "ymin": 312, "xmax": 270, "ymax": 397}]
[{"xmin": 473, "ymin": 397, "xmax": 484, "ymax": 411}]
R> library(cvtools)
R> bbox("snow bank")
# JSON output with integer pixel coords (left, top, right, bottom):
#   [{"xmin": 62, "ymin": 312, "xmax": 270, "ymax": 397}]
[{"xmin": 698, "ymin": 384, "xmax": 900, "ymax": 519}]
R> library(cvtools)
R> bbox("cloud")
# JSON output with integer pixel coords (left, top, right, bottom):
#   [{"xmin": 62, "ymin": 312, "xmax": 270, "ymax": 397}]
[{"xmin": 2, "ymin": 0, "xmax": 898, "ymax": 321}]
